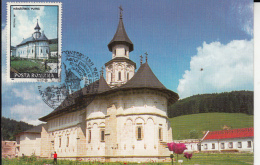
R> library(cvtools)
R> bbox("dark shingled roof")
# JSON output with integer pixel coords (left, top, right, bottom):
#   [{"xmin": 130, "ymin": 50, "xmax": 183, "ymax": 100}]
[
  {"xmin": 17, "ymin": 33, "xmax": 49, "ymax": 47},
  {"xmin": 34, "ymin": 21, "xmax": 41, "ymax": 30},
  {"xmin": 39, "ymin": 76, "xmax": 111, "ymax": 122},
  {"xmin": 39, "ymin": 64, "xmax": 179, "ymax": 122},
  {"xmin": 108, "ymin": 17, "xmax": 133, "ymax": 52},
  {"xmin": 15, "ymin": 124, "xmax": 45, "ymax": 136},
  {"xmin": 37, "ymin": 33, "xmax": 48, "ymax": 41},
  {"xmin": 121, "ymin": 62, "xmax": 166, "ymax": 89},
  {"xmin": 17, "ymin": 36, "xmax": 35, "ymax": 46}
]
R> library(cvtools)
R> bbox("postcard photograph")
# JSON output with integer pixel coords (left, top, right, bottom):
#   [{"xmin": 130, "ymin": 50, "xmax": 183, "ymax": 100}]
[{"xmin": 1, "ymin": 0, "xmax": 257, "ymax": 164}]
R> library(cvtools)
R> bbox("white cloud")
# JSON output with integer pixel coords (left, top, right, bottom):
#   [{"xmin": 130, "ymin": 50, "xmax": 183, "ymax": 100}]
[
  {"xmin": 10, "ymin": 102, "xmax": 50, "ymax": 125},
  {"xmin": 12, "ymin": 86, "xmax": 41, "ymax": 101},
  {"xmin": 177, "ymin": 39, "xmax": 253, "ymax": 98},
  {"xmin": 11, "ymin": 6, "xmax": 46, "ymax": 46}
]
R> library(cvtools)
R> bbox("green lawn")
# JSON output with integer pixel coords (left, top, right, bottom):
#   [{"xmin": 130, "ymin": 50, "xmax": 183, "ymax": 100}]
[
  {"xmin": 2, "ymin": 153, "xmax": 254, "ymax": 165},
  {"xmin": 169, "ymin": 113, "xmax": 254, "ymax": 140},
  {"xmin": 11, "ymin": 58, "xmax": 51, "ymax": 73}
]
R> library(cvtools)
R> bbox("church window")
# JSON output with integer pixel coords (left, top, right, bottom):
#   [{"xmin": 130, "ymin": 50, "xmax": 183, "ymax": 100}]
[
  {"xmin": 125, "ymin": 49, "xmax": 127, "ymax": 56},
  {"xmin": 136, "ymin": 126, "xmax": 143, "ymax": 140},
  {"xmin": 159, "ymin": 127, "xmax": 163, "ymax": 141},
  {"xmin": 118, "ymin": 71, "xmax": 121, "ymax": 80},
  {"xmin": 100, "ymin": 129, "xmax": 105, "ymax": 142},
  {"xmin": 127, "ymin": 73, "xmax": 129, "ymax": 81},
  {"xmin": 111, "ymin": 73, "xmax": 113, "ymax": 82},
  {"xmin": 59, "ymin": 137, "xmax": 61, "ymax": 148},
  {"xmin": 88, "ymin": 130, "xmax": 91, "ymax": 143},
  {"xmin": 67, "ymin": 136, "xmax": 69, "ymax": 147},
  {"xmin": 114, "ymin": 50, "xmax": 116, "ymax": 56}
]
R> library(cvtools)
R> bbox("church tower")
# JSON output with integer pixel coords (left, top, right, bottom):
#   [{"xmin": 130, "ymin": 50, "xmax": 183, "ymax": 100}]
[
  {"xmin": 105, "ymin": 6, "xmax": 136, "ymax": 87},
  {"xmin": 33, "ymin": 19, "xmax": 41, "ymax": 39}
]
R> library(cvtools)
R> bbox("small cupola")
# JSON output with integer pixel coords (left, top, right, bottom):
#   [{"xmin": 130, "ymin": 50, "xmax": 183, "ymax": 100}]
[{"xmin": 108, "ymin": 6, "xmax": 134, "ymax": 59}]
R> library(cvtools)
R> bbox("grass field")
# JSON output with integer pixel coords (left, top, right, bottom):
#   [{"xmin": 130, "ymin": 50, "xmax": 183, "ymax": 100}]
[
  {"xmin": 2, "ymin": 153, "xmax": 254, "ymax": 165},
  {"xmin": 11, "ymin": 58, "xmax": 51, "ymax": 73},
  {"xmin": 169, "ymin": 113, "xmax": 254, "ymax": 140}
]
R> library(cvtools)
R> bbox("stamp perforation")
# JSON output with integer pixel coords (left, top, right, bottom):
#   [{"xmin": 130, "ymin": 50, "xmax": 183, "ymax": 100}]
[{"xmin": 6, "ymin": 2, "xmax": 62, "ymax": 82}]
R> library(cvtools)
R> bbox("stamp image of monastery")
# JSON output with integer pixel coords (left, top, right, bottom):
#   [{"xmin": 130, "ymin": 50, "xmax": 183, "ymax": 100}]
[
  {"xmin": 12, "ymin": 20, "xmax": 56, "ymax": 59},
  {"xmin": 37, "ymin": 8, "xmax": 179, "ymax": 162}
]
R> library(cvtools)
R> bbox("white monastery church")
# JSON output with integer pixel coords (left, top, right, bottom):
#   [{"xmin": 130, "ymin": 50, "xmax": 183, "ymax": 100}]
[
  {"xmin": 15, "ymin": 20, "xmax": 50, "ymax": 59},
  {"xmin": 39, "ymin": 8, "xmax": 179, "ymax": 162}
]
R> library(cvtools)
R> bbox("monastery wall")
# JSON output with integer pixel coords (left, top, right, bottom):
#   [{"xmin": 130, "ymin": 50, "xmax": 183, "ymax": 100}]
[
  {"xmin": 84, "ymin": 90, "xmax": 172, "ymax": 158},
  {"xmin": 18, "ymin": 133, "xmax": 41, "ymax": 157}
]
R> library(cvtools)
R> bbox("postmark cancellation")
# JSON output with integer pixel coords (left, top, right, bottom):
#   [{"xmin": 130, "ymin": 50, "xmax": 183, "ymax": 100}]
[{"xmin": 6, "ymin": 2, "xmax": 62, "ymax": 82}]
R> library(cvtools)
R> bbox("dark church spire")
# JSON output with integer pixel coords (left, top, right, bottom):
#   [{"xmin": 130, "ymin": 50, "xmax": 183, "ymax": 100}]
[
  {"xmin": 108, "ymin": 6, "xmax": 134, "ymax": 52},
  {"xmin": 34, "ymin": 19, "xmax": 41, "ymax": 31}
]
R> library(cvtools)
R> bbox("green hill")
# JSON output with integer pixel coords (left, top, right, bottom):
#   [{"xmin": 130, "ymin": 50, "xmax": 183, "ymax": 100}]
[
  {"xmin": 168, "ymin": 91, "xmax": 253, "ymax": 118},
  {"xmin": 1, "ymin": 117, "xmax": 34, "ymax": 141},
  {"xmin": 169, "ymin": 113, "xmax": 253, "ymax": 140}
]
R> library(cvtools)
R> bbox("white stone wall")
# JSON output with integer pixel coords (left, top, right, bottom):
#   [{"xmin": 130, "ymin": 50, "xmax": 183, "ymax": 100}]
[
  {"xmin": 52, "ymin": 126, "xmax": 79, "ymax": 157},
  {"xmin": 85, "ymin": 90, "xmax": 172, "ymax": 157},
  {"xmin": 201, "ymin": 138, "xmax": 254, "ymax": 152},
  {"xmin": 18, "ymin": 133, "xmax": 41, "ymax": 157},
  {"xmin": 48, "ymin": 111, "xmax": 81, "ymax": 132},
  {"xmin": 16, "ymin": 41, "xmax": 49, "ymax": 59},
  {"xmin": 106, "ymin": 62, "xmax": 135, "ymax": 86},
  {"xmin": 112, "ymin": 44, "xmax": 129, "ymax": 59}
]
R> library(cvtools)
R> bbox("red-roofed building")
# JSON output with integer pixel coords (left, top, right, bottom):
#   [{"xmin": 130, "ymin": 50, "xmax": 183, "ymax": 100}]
[{"xmin": 201, "ymin": 128, "xmax": 254, "ymax": 152}]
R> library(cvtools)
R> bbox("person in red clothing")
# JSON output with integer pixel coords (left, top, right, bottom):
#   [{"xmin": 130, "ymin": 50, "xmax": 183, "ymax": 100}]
[{"xmin": 53, "ymin": 151, "xmax": 57, "ymax": 164}]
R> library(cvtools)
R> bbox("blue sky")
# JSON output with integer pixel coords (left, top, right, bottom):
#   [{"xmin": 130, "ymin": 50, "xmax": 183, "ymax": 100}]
[
  {"xmin": 1, "ymin": 0, "xmax": 254, "ymax": 125},
  {"xmin": 10, "ymin": 5, "xmax": 58, "ymax": 46}
]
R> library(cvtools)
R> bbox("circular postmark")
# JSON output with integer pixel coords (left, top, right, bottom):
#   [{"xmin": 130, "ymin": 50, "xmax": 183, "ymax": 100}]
[{"xmin": 38, "ymin": 51, "xmax": 99, "ymax": 110}]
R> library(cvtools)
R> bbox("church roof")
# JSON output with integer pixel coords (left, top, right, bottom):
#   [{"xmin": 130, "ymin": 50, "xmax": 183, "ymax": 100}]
[
  {"xmin": 122, "ymin": 62, "xmax": 166, "ymax": 89},
  {"xmin": 15, "ymin": 124, "xmax": 45, "ymax": 137},
  {"xmin": 17, "ymin": 33, "xmax": 49, "ymax": 47},
  {"xmin": 17, "ymin": 36, "xmax": 35, "ymax": 46},
  {"xmin": 39, "ymin": 76, "xmax": 111, "ymax": 122},
  {"xmin": 37, "ymin": 32, "xmax": 49, "ymax": 41},
  {"xmin": 108, "ymin": 17, "xmax": 133, "ymax": 52},
  {"xmin": 34, "ymin": 20, "xmax": 41, "ymax": 30}
]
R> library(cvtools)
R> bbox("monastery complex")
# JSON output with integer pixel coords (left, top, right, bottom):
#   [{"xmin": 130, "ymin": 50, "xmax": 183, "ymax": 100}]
[{"xmin": 38, "ymin": 8, "xmax": 179, "ymax": 162}]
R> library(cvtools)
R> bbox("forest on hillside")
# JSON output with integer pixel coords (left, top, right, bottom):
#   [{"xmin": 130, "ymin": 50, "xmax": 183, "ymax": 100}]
[
  {"xmin": 168, "ymin": 91, "xmax": 253, "ymax": 118},
  {"xmin": 1, "ymin": 117, "xmax": 34, "ymax": 141}
]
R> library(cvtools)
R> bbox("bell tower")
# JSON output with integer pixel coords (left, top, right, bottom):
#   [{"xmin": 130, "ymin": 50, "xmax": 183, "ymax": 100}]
[{"xmin": 105, "ymin": 6, "xmax": 136, "ymax": 88}]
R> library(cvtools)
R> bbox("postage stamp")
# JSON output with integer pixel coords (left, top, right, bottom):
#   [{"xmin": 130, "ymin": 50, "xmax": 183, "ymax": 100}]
[{"xmin": 6, "ymin": 2, "xmax": 62, "ymax": 82}]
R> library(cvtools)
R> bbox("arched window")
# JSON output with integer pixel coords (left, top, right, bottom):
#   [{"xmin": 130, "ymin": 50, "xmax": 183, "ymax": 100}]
[
  {"xmin": 159, "ymin": 128, "xmax": 163, "ymax": 141},
  {"xmin": 118, "ymin": 71, "xmax": 121, "ymax": 80},
  {"xmin": 125, "ymin": 49, "xmax": 127, "ymax": 56},
  {"xmin": 111, "ymin": 73, "xmax": 113, "ymax": 82},
  {"xmin": 127, "ymin": 73, "xmax": 129, "ymax": 81},
  {"xmin": 114, "ymin": 50, "xmax": 116, "ymax": 56},
  {"xmin": 67, "ymin": 136, "xmax": 69, "ymax": 147},
  {"xmin": 41, "ymin": 49, "xmax": 42, "ymax": 53},
  {"xmin": 100, "ymin": 129, "xmax": 105, "ymax": 142},
  {"xmin": 46, "ymin": 49, "xmax": 48, "ymax": 53},
  {"xmin": 88, "ymin": 129, "xmax": 91, "ymax": 143},
  {"xmin": 137, "ymin": 127, "xmax": 142, "ymax": 140},
  {"xmin": 32, "ymin": 49, "xmax": 33, "ymax": 53}
]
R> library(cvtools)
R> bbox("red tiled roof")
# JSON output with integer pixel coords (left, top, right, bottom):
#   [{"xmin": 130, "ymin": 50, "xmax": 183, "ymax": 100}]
[{"xmin": 203, "ymin": 127, "xmax": 254, "ymax": 140}]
